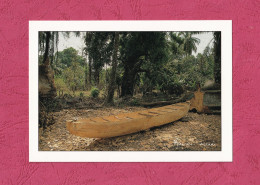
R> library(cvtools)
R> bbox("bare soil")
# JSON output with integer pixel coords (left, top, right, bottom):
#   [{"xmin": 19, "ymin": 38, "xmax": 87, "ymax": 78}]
[{"xmin": 39, "ymin": 106, "xmax": 221, "ymax": 151}]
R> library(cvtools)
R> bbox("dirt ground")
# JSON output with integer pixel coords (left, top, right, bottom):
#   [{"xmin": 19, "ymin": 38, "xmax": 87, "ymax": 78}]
[{"xmin": 39, "ymin": 107, "xmax": 221, "ymax": 151}]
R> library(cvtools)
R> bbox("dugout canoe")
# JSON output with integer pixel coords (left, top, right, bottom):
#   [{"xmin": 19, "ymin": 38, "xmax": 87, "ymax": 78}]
[{"xmin": 66, "ymin": 102, "xmax": 190, "ymax": 138}]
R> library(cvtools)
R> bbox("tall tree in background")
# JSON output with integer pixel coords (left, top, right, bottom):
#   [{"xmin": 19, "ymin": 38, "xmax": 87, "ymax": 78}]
[
  {"xmin": 38, "ymin": 31, "xmax": 56, "ymax": 98},
  {"xmin": 179, "ymin": 32, "xmax": 200, "ymax": 56},
  {"xmin": 43, "ymin": 31, "xmax": 51, "ymax": 64},
  {"xmin": 169, "ymin": 32, "xmax": 184, "ymax": 57},
  {"xmin": 39, "ymin": 31, "xmax": 81, "ymax": 97},
  {"xmin": 85, "ymin": 32, "xmax": 113, "ymax": 88},
  {"xmin": 85, "ymin": 32, "xmax": 93, "ymax": 89},
  {"xmin": 39, "ymin": 32, "xmax": 60, "ymax": 65},
  {"xmin": 120, "ymin": 32, "xmax": 169, "ymax": 97},
  {"xmin": 63, "ymin": 62, "xmax": 85, "ymax": 94},
  {"xmin": 39, "ymin": 31, "xmax": 81, "ymax": 67},
  {"xmin": 106, "ymin": 32, "xmax": 120, "ymax": 104},
  {"xmin": 213, "ymin": 32, "xmax": 221, "ymax": 84},
  {"xmin": 53, "ymin": 47, "xmax": 85, "ymax": 75}
]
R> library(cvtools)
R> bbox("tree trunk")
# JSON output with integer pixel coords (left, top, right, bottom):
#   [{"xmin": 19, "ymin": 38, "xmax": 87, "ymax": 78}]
[
  {"xmin": 85, "ymin": 32, "xmax": 93, "ymax": 90},
  {"xmin": 94, "ymin": 68, "xmax": 100, "ymax": 87},
  {"xmin": 121, "ymin": 66, "xmax": 136, "ymax": 97},
  {"xmin": 39, "ymin": 31, "xmax": 56, "ymax": 98},
  {"xmin": 88, "ymin": 57, "xmax": 92, "ymax": 89},
  {"xmin": 117, "ymin": 85, "xmax": 120, "ymax": 97},
  {"xmin": 106, "ymin": 32, "xmax": 119, "ymax": 104},
  {"xmin": 84, "ymin": 58, "xmax": 88, "ymax": 90},
  {"xmin": 214, "ymin": 32, "xmax": 221, "ymax": 84},
  {"xmin": 43, "ymin": 31, "xmax": 51, "ymax": 64}
]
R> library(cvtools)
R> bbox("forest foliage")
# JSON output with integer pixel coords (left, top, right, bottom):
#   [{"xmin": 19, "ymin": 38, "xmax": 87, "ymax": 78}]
[{"xmin": 39, "ymin": 31, "xmax": 220, "ymax": 103}]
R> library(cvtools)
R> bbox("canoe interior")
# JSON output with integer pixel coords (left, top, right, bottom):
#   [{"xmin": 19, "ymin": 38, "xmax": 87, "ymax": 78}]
[{"xmin": 67, "ymin": 102, "xmax": 190, "ymax": 138}]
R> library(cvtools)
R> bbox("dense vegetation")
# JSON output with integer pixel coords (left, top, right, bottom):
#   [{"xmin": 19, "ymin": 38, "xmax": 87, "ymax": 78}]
[{"xmin": 38, "ymin": 31, "xmax": 220, "ymax": 104}]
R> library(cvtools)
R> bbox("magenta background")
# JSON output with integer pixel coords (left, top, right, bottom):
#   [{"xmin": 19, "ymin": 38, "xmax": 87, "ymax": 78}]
[{"xmin": 0, "ymin": 0, "xmax": 260, "ymax": 184}]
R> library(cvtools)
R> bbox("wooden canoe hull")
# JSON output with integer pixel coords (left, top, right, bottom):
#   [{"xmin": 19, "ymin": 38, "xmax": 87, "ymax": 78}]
[{"xmin": 66, "ymin": 102, "xmax": 190, "ymax": 138}]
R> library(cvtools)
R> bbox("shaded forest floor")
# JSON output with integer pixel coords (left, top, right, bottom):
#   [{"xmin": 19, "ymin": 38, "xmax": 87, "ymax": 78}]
[{"xmin": 39, "ymin": 104, "xmax": 221, "ymax": 151}]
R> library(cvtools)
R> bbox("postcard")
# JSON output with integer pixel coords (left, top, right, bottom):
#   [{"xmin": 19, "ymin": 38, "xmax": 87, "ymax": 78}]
[{"xmin": 29, "ymin": 20, "xmax": 232, "ymax": 162}]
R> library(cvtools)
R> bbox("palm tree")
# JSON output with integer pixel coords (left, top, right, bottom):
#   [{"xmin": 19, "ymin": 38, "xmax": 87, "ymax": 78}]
[
  {"xmin": 169, "ymin": 32, "xmax": 184, "ymax": 59},
  {"xmin": 179, "ymin": 32, "xmax": 200, "ymax": 56}
]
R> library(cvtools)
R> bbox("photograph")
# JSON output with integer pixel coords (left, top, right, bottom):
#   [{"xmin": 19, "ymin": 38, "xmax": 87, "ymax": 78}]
[
  {"xmin": 29, "ymin": 20, "xmax": 232, "ymax": 162},
  {"xmin": 38, "ymin": 30, "xmax": 221, "ymax": 151},
  {"xmin": 2, "ymin": 0, "xmax": 258, "ymax": 182}
]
